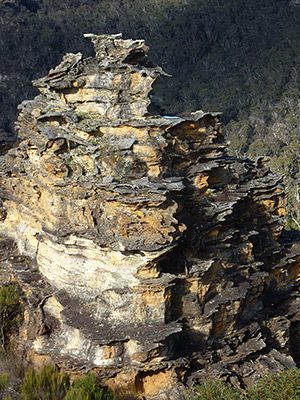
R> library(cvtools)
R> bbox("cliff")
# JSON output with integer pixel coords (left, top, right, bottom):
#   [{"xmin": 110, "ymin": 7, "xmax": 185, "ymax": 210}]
[{"xmin": 0, "ymin": 34, "xmax": 300, "ymax": 399}]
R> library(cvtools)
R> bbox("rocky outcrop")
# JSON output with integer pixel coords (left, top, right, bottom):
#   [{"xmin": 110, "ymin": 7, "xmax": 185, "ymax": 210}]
[{"xmin": 1, "ymin": 33, "xmax": 300, "ymax": 399}]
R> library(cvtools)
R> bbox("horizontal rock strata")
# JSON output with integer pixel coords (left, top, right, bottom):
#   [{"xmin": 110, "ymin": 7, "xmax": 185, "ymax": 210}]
[{"xmin": 1, "ymin": 33, "xmax": 300, "ymax": 399}]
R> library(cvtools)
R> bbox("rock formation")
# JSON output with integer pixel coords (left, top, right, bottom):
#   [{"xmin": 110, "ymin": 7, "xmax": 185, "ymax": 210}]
[{"xmin": 1, "ymin": 33, "xmax": 300, "ymax": 399}]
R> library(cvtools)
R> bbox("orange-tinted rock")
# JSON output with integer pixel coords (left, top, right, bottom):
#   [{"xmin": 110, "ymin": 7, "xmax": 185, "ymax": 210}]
[{"xmin": 0, "ymin": 33, "xmax": 300, "ymax": 399}]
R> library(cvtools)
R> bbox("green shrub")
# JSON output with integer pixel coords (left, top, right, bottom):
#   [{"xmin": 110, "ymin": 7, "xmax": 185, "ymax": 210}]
[
  {"xmin": 185, "ymin": 379, "xmax": 244, "ymax": 400},
  {"xmin": 20, "ymin": 364, "xmax": 70, "ymax": 400},
  {"xmin": 20, "ymin": 365, "xmax": 115, "ymax": 400},
  {"xmin": 65, "ymin": 373, "xmax": 116, "ymax": 400},
  {"xmin": 0, "ymin": 283, "xmax": 23, "ymax": 350},
  {"xmin": 0, "ymin": 372, "xmax": 9, "ymax": 400},
  {"xmin": 186, "ymin": 369, "xmax": 300, "ymax": 400},
  {"xmin": 247, "ymin": 369, "xmax": 300, "ymax": 400}
]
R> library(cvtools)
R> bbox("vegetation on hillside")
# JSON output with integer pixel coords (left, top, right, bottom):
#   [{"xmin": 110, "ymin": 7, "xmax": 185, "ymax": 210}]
[
  {"xmin": 0, "ymin": 283, "xmax": 22, "ymax": 350},
  {"xmin": 20, "ymin": 364, "xmax": 115, "ymax": 400}
]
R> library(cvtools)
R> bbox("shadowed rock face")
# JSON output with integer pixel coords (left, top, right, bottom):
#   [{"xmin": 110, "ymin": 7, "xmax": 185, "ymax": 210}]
[{"xmin": 1, "ymin": 33, "xmax": 300, "ymax": 399}]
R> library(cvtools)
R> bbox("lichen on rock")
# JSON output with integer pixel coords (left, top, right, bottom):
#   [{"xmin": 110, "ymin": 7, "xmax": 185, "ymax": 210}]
[{"xmin": 0, "ymin": 33, "xmax": 300, "ymax": 399}]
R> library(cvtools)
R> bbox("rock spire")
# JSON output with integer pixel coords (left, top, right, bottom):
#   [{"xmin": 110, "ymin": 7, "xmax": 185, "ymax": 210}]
[{"xmin": 0, "ymin": 34, "xmax": 300, "ymax": 399}]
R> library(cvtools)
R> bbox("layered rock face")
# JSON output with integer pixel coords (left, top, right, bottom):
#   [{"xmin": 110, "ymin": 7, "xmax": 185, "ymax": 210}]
[{"xmin": 1, "ymin": 33, "xmax": 300, "ymax": 399}]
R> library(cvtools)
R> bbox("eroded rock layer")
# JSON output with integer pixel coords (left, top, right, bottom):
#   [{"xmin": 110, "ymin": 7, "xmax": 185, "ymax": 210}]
[{"xmin": 1, "ymin": 34, "xmax": 300, "ymax": 399}]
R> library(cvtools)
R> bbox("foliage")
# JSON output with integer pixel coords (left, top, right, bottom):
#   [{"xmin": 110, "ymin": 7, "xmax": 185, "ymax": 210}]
[
  {"xmin": 65, "ymin": 373, "xmax": 116, "ymax": 400},
  {"xmin": 185, "ymin": 369, "xmax": 300, "ymax": 400},
  {"xmin": 185, "ymin": 379, "xmax": 245, "ymax": 400},
  {"xmin": 0, "ymin": 373, "xmax": 9, "ymax": 400},
  {"xmin": 247, "ymin": 369, "xmax": 300, "ymax": 400},
  {"xmin": 20, "ymin": 365, "xmax": 115, "ymax": 400},
  {"xmin": 20, "ymin": 364, "xmax": 70, "ymax": 400},
  {"xmin": 0, "ymin": 283, "xmax": 23, "ymax": 350}
]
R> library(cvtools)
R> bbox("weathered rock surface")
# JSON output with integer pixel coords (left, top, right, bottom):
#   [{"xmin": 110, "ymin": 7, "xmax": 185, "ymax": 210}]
[{"xmin": 1, "ymin": 33, "xmax": 300, "ymax": 399}]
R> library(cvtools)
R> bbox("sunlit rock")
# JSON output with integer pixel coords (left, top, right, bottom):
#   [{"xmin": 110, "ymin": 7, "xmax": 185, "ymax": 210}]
[{"xmin": 0, "ymin": 33, "xmax": 300, "ymax": 399}]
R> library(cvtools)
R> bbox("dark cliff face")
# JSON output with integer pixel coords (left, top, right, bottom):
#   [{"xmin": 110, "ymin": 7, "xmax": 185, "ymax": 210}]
[{"xmin": 0, "ymin": 34, "xmax": 300, "ymax": 399}]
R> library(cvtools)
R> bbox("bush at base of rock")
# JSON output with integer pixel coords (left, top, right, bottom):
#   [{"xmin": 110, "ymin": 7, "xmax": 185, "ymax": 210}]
[
  {"xmin": 20, "ymin": 364, "xmax": 115, "ymax": 400},
  {"xmin": 0, "ymin": 283, "xmax": 23, "ymax": 350},
  {"xmin": 185, "ymin": 369, "xmax": 300, "ymax": 400},
  {"xmin": 185, "ymin": 379, "xmax": 245, "ymax": 400},
  {"xmin": 65, "ymin": 373, "xmax": 116, "ymax": 400},
  {"xmin": 247, "ymin": 369, "xmax": 300, "ymax": 400}
]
